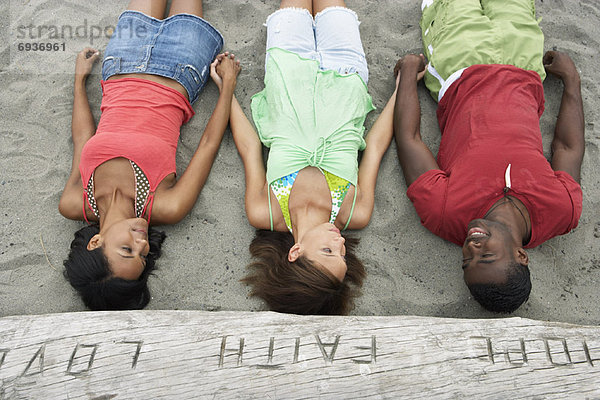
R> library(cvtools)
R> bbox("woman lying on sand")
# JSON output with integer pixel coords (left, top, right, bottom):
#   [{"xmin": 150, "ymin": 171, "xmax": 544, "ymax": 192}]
[
  {"xmin": 219, "ymin": 0, "xmax": 399, "ymax": 315},
  {"xmin": 59, "ymin": 0, "xmax": 240, "ymax": 310}
]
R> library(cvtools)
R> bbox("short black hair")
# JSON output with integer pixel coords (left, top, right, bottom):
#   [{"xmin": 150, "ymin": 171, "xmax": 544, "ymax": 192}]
[
  {"xmin": 467, "ymin": 261, "xmax": 531, "ymax": 313},
  {"xmin": 63, "ymin": 225, "xmax": 166, "ymax": 310}
]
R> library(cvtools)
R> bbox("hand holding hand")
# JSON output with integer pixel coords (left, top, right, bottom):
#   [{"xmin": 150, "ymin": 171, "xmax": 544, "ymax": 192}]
[
  {"xmin": 394, "ymin": 54, "xmax": 427, "ymax": 85},
  {"xmin": 75, "ymin": 47, "xmax": 100, "ymax": 81},
  {"xmin": 543, "ymin": 51, "xmax": 580, "ymax": 83},
  {"xmin": 210, "ymin": 52, "xmax": 241, "ymax": 92}
]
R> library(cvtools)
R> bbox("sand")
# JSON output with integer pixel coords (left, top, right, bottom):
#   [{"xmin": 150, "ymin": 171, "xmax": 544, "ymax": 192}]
[{"xmin": 0, "ymin": 0, "xmax": 598, "ymax": 325}]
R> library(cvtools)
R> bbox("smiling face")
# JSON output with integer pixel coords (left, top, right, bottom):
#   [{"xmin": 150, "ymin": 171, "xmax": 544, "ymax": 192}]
[
  {"xmin": 461, "ymin": 219, "xmax": 528, "ymax": 286},
  {"xmin": 87, "ymin": 218, "xmax": 150, "ymax": 280},
  {"xmin": 289, "ymin": 223, "xmax": 348, "ymax": 281}
]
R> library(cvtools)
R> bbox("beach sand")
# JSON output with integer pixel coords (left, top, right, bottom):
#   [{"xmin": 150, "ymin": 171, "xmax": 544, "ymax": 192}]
[{"xmin": 0, "ymin": 0, "xmax": 598, "ymax": 325}]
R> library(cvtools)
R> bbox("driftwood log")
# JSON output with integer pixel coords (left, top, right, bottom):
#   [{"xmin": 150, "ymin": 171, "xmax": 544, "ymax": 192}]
[{"xmin": 0, "ymin": 311, "xmax": 599, "ymax": 399}]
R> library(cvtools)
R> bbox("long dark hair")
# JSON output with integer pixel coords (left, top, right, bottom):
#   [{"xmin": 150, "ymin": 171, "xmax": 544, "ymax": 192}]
[
  {"xmin": 242, "ymin": 230, "xmax": 365, "ymax": 315},
  {"xmin": 63, "ymin": 225, "xmax": 166, "ymax": 310}
]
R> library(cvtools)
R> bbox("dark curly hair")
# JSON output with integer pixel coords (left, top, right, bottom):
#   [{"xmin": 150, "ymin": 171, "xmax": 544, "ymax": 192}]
[
  {"xmin": 63, "ymin": 225, "xmax": 166, "ymax": 310},
  {"xmin": 242, "ymin": 230, "xmax": 365, "ymax": 315},
  {"xmin": 467, "ymin": 261, "xmax": 531, "ymax": 313}
]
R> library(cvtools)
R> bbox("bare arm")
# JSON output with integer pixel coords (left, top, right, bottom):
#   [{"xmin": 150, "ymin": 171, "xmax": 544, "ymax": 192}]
[
  {"xmin": 544, "ymin": 51, "xmax": 585, "ymax": 183},
  {"xmin": 346, "ymin": 88, "xmax": 397, "ymax": 229},
  {"xmin": 154, "ymin": 55, "xmax": 241, "ymax": 224},
  {"xmin": 393, "ymin": 54, "xmax": 439, "ymax": 188},
  {"xmin": 59, "ymin": 48, "xmax": 100, "ymax": 220},
  {"xmin": 230, "ymin": 95, "xmax": 271, "ymax": 229}
]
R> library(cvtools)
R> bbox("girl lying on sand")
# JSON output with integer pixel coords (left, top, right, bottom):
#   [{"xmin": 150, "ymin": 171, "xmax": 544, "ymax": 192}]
[
  {"xmin": 59, "ymin": 0, "xmax": 240, "ymax": 310},
  {"xmin": 221, "ymin": 0, "xmax": 398, "ymax": 315}
]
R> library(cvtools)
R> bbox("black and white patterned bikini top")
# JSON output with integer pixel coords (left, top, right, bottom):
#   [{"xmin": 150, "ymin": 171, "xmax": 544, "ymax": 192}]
[{"xmin": 84, "ymin": 160, "xmax": 152, "ymax": 220}]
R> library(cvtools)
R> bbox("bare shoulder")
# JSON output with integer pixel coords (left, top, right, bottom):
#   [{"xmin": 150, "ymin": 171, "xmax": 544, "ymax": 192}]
[
  {"xmin": 338, "ymin": 185, "xmax": 372, "ymax": 230},
  {"xmin": 59, "ymin": 181, "xmax": 86, "ymax": 221},
  {"xmin": 247, "ymin": 187, "xmax": 287, "ymax": 231},
  {"xmin": 140, "ymin": 173, "xmax": 181, "ymax": 224}
]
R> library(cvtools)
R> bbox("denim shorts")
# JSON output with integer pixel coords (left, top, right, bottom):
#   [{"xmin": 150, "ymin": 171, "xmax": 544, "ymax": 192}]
[
  {"xmin": 102, "ymin": 11, "xmax": 223, "ymax": 104},
  {"xmin": 265, "ymin": 7, "xmax": 369, "ymax": 84}
]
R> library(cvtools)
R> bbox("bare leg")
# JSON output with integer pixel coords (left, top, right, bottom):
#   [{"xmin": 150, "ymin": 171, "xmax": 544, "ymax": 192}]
[
  {"xmin": 313, "ymin": 0, "xmax": 345, "ymax": 15},
  {"xmin": 125, "ymin": 0, "xmax": 167, "ymax": 20},
  {"xmin": 281, "ymin": 0, "xmax": 312, "ymax": 14},
  {"xmin": 168, "ymin": 0, "xmax": 203, "ymax": 18}
]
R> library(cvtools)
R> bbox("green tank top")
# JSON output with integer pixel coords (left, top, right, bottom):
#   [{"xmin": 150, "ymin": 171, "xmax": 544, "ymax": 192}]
[{"xmin": 251, "ymin": 48, "xmax": 375, "ymax": 187}]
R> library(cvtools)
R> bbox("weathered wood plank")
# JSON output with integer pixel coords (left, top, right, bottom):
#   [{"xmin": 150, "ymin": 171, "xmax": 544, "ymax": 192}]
[{"xmin": 0, "ymin": 311, "xmax": 599, "ymax": 399}]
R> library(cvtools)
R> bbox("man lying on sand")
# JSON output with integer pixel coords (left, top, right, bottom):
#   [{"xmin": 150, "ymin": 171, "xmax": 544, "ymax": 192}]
[{"xmin": 393, "ymin": 0, "xmax": 584, "ymax": 312}]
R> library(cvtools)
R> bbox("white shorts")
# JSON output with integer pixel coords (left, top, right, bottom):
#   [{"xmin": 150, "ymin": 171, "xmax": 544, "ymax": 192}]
[{"xmin": 265, "ymin": 6, "xmax": 369, "ymax": 84}]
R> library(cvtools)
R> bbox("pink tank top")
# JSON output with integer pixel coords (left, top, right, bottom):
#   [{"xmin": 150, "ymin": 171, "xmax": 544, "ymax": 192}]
[{"xmin": 80, "ymin": 78, "xmax": 194, "ymax": 222}]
